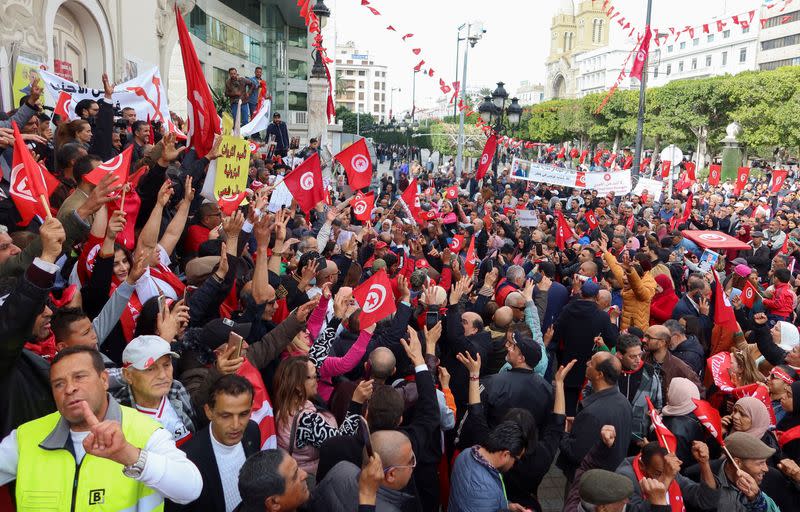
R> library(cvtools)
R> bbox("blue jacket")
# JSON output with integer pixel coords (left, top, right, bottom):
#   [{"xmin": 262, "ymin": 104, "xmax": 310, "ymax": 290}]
[
  {"xmin": 542, "ymin": 282, "xmax": 569, "ymax": 331},
  {"xmin": 448, "ymin": 447, "xmax": 508, "ymax": 512}
]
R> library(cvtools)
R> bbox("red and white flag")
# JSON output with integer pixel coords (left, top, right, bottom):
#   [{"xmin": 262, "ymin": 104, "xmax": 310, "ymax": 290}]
[
  {"xmin": 449, "ymin": 234, "xmax": 465, "ymax": 253},
  {"xmin": 476, "ymin": 134, "xmax": 497, "ymax": 180},
  {"xmin": 708, "ymin": 164, "xmax": 721, "ymax": 186},
  {"xmin": 10, "ymin": 122, "xmax": 59, "ymax": 224},
  {"xmin": 444, "ymin": 186, "xmax": 458, "ymax": 200},
  {"xmin": 400, "ymin": 178, "xmax": 421, "ymax": 219},
  {"xmin": 555, "ymin": 210, "xmax": 573, "ymax": 251},
  {"xmin": 692, "ymin": 398, "xmax": 725, "ymax": 446},
  {"xmin": 334, "ymin": 138, "xmax": 373, "ymax": 190},
  {"xmin": 465, "ymin": 235, "xmax": 479, "ymax": 277},
  {"xmin": 353, "ymin": 269, "xmax": 396, "ymax": 329},
  {"xmin": 772, "ymin": 169, "xmax": 788, "ymax": 193},
  {"xmin": 237, "ymin": 359, "xmax": 277, "ymax": 449},
  {"xmin": 218, "ymin": 192, "xmax": 247, "ymax": 216},
  {"xmin": 734, "ymin": 167, "xmax": 750, "ymax": 195},
  {"xmin": 53, "ymin": 91, "xmax": 76, "ymax": 121},
  {"xmin": 585, "ymin": 210, "xmax": 599, "ymax": 231},
  {"xmin": 352, "ymin": 191, "xmax": 374, "ymax": 222},
  {"xmin": 707, "ymin": 352, "xmax": 735, "ymax": 392},
  {"xmin": 733, "ymin": 383, "xmax": 776, "ymax": 426},
  {"xmin": 283, "ymin": 153, "xmax": 326, "ymax": 212},
  {"xmin": 661, "ymin": 161, "xmax": 671, "ymax": 179},
  {"xmin": 740, "ymin": 280, "xmax": 760, "ymax": 309},
  {"xmin": 713, "ymin": 268, "xmax": 739, "ymax": 331},
  {"xmin": 176, "ymin": 5, "xmax": 220, "ymax": 158},
  {"xmin": 646, "ymin": 395, "xmax": 677, "ymax": 453},
  {"xmin": 575, "ymin": 172, "xmax": 586, "ymax": 188},
  {"xmin": 84, "ymin": 146, "xmax": 132, "ymax": 196}
]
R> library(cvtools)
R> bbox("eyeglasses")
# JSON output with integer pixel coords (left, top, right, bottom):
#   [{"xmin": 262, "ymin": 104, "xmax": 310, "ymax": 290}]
[{"xmin": 384, "ymin": 452, "xmax": 416, "ymax": 473}]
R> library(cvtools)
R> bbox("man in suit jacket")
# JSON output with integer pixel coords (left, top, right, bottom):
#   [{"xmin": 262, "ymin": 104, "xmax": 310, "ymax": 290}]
[{"xmin": 167, "ymin": 375, "xmax": 261, "ymax": 512}]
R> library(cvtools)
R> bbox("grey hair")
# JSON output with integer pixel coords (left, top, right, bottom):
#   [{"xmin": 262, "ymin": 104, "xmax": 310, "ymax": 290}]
[
  {"xmin": 0, "ymin": 225, "xmax": 7, "ymax": 235},
  {"xmin": 506, "ymin": 265, "xmax": 525, "ymax": 283}
]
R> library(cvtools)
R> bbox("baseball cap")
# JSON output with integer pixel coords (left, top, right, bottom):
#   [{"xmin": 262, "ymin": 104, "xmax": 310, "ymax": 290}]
[
  {"xmin": 511, "ymin": 331, "xmax": 542, "ymax": 368},
  {"xmin": 581, "ymin": 280, "xmax": 600, "ymax": 298},
  {"xmin": 375, "ymin": 241, "xmax": 388, "ymax": 249},
  {"xmin": 122, "ymin": 335, "xmax": 179, "ymax": 370},
  {"xmin": 197, "ymin": 318, "xmax": 252, "ymax": 350}
]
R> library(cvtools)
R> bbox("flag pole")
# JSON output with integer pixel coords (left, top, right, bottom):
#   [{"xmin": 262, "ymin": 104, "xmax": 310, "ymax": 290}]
[
  {"xmin": 722, "ymin": 445, "xmax": 743, "ymax": 472},
  {"xmin": 39, "ymin": 195, "xmax": 52, "ymax": 219},
  {"xmin": 632, "ymin": 0, "xmax": 653, "ymax": 179},
  {"xmin": 120, "ymin": 187, "xmax": 127, "ymax": 211}
]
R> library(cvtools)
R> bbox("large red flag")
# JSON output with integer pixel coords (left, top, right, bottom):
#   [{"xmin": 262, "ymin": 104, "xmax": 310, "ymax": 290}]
[
  {"xmin": 476, "ymin": 134, "xmax": 497, "ymax": 180},
  {"xmin": 771, "ymin": 169, "xmax": 788, "ymax": 193},
  {"xmin": 352, "ymin": 191, "xmax": 374, "ymax": 221},
  {"xmin": 464, "ymin": 235, "xmax": 479, "ymax": 277},
  {"xmin": 692, "ymin": 398, "xmax": 725, "ymax": 446},
  {"xmin": 54, "ymin": 91, "xmax": 74, "ymax": 121},
  {"xmin": 84, "ymin": 146, "xmax": 132, "ymax": 196},
  {"xmin": 684, "ymin": 161, "xmax": 697, "ymax": 181},
  {"xmin": 353, "ymin": 269, "xmax": 396, "ymax": 329},
  {"xmin": 555, "ymin": 211, "xmax": 572, "ymax": 251},
  {"xmin": 449, "ymin": 234, "xmax": 465, "ymax": 253},
  {"xmin": 400, "ymin": 178, "xmax": 421, "ymax": 219},
  {"xmin": 708, "ymin": 164, "xmax": 721, "ymax": 186},
  {"xmin": 10, "ymin": 122, "xmax": 59, "ymax": 224},
  {"xmin": 176, "ymin": 6, "xmax": 220, "ymax": 158},
  {"xmin": 646, "ymin": 395, "xmax": 677, "ymax": 453},
  {"xmin": 713, "ymin": 268, "xmax": 738, "ymax": 331},
  {"xmin": 283, "ymin": 153, "xmax": 326, "ymax": 212},
  {"xmin": 334, "ymin": 138, "xmax": 373, "ymax": 190},
  {"xmin": 585, "ymin": 210, "xmax": 599, "ymax": 230},
  {"xmin": 734, "ymin": 167, "xmax": 750, "ymax": 195},
  {"xmin": 237, "ymin": 359, "xmax": 277, "ymax": 448},
  {"xmin": 707, "ymin": 352, "xmax": 735, "ymax": 392},
  {"xmin": 740, "ymin": 280, "xmax": 760, "ymax": 309},
  {"xmin": 444, "ymin": 186, "xmax": 458, "ymax": 200},
  {"xmin": 630, "ymin": 27, "xmax": 653, "ymax": 81}
]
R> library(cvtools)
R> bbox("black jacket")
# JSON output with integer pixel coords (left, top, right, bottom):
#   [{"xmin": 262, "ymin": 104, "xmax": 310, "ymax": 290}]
[
  {"xmin": 671, "ymin": 295, "xmax": 713, "ymax": 334},
  {"xmin": 557, "ymin": 386, "xmax": 633, "ymax": 481},
  {"xmin": 662, "ymin": 413, "xmax": 709, "ymax": 471},
  {"xmin": 441, "ymin": 301, "xmax": 492, "ymax": 410},
  {"xmin": 166, "ymin": 421, "xmax": 261, "ymax": 511},
  {"xmin": 552, "ymin": 299, "xmax": 619, "ymax": 389},
  {"xmin": 0, "ymin": 262, "xmax": 57, "ymax": 438},
  {"xmin": 742, "ymin": 244, "xmax": 771, "ymax": 280},
  {"xmin": 482, "ymin": 368, "xmax": 554, "ymax": 430},
  {"xmin": 671, "ymin": 335, "xmax": 705, "ymax": 378}
]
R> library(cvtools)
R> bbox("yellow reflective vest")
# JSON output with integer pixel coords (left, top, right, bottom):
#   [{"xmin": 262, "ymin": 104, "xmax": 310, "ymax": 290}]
[{"xmin": 15, "ymin": 400, "xmax": 162, "ymax": 511}]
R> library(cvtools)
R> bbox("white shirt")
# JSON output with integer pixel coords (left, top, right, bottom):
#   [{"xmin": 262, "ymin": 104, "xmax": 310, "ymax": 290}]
[
  {"xmin": 210, "ymin": 430, "xmax": 246, "ymax": 512},
  {"xmin": 135, "ymin": 397, "xmax": 191, "ymax": 445},
  {"xmin": 0, "ymin": 426, "xmax": 202, "ymax": 505}
]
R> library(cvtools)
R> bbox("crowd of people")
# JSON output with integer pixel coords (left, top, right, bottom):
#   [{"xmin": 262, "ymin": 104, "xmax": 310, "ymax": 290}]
[{"xmin": 4, "ymin": 72, "xmax": 800, "ymax": 512}]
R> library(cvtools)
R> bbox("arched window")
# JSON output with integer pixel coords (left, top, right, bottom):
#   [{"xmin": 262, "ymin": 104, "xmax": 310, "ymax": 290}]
[
  {"xmin": 597, "ymin": 20, "xmax": 604, "ymax": 43},
  {"xmin": 591, "ymin": 19, "xmax": 598, "ymax": 43}
]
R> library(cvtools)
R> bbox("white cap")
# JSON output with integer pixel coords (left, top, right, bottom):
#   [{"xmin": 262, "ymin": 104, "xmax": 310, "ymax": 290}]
[{"xmin": 122, "ymin": 335, "xmax": 179, "ymax": 370}]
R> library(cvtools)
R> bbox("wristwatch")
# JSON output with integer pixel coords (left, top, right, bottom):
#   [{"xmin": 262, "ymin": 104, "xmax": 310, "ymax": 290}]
[{"xmin": 123, "ymin": 449, "xmax": 148, "ymax": 478}]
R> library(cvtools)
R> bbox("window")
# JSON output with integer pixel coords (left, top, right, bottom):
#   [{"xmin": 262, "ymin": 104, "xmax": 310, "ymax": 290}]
[
  {"xmin": 707, "ymin": 34, "xmax": 715, "ymax": 43},
  {"xmin": 287, "ymin": 59, "xmax": 308, "ymax": 80},
  {"xmin": 722, "ymin": 51, "xmax": 728, "ymax": 65},
  {"xmin": 654, "ymin": 67, "xmax": 659, "ymax": 78},
  {"xmin": 666, "ymin": 64, "xmax": 672, "ymax": 75},
  {"xmin": 288, "ymin": 26, "xmax": 307, "ymax": 48},
  {"xmin": 760, "ymin": 56, "xmax": 800, "ymax": 70},
  {"xmin": 374, "ymin": 82, "xmax": 380, "ymax": 89},
  {"xmin": 358, "ymin": 92, "xmax": 364, "ymax": 100},
  {"xmin": 680, "ymin": 41, "xmax": 686, "ymax": 49},
  {"xmin": 691, "ymin": 58, "xmax": 697, "ymax": 69},
  {"xmin": 706, "ymin": 55, "xmax": 712, "ymax": 67},
  {"xmin": 693, "ymin": 38, "xmax": 699, "ymax": 46},
  {"xmin": 667, "ymin": 45, "xmax": 673, "ymax": 53},
  {"xmin": 374, "ymin": 92, "xmax": 380, "ymax": 101},
  {"xmin": 679, "ymin": 61, "xmax": 684, "ymax": 72},
  {"xmin": 761, "ymin": 34, "xmax": 800, "ymax": 51},
  {"xmin": 723, "ymin": 30, "xmax": 731, "ymax": 38},
  {"xmin": 739, "ymin": 48, "xmax": 747, "ymax": 62},
  {"xmin": 287, "ymin": 92, "xmax": 307, "ymax": 111},
  {"xmin": 345, "ymin": 70, "xmax": 354, "ymax": 76},
  {"xmin": 358, "ymin": 70, "xmax": 365, "ymax": 76},
  {"xmin": 358, "ymin": 81, "xmax": 364, "ymax": 88},
  {"xmin": 763, "ymin": 11, "xmax": 800, "ymax": 28}
]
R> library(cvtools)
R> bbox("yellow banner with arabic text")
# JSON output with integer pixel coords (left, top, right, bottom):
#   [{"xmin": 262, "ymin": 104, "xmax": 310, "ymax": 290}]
[{"xmin": 214, "ymin": 135, "xmax": 250, "ymax": 198}]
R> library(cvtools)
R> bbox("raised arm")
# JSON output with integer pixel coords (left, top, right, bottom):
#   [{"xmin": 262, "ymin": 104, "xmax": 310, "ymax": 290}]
[
  {"xmin": 139, "ymin": 179, "xmax": 172, "ymax": 250},
  {"xmin": 159, "ymin": 176, "xmax": 193, "ymax": 256}
]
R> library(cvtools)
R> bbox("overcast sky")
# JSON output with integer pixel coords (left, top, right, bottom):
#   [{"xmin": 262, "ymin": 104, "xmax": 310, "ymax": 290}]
[{"xmin": 330, "ymin": 0, "xmax": 765, "ymax": 113}]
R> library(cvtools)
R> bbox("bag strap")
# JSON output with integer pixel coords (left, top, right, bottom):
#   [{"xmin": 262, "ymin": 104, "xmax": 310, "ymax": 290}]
[{"xmin": 288, "ymin": 411, "xmax": 303, "ymax": 456}]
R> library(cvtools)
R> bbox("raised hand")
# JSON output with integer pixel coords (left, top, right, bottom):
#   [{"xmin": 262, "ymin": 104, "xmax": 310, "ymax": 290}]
[
  {"xmin": 400, "ymin": 329, "xmax": 425, "ymax": 367},
  {"xmin": 456, "ymin": 351, "xmax": 481, "ymax": 376},
  {"xmin": 352, "ymin": 379, "xmax": 375, "ymax": 404},
  {"xmin": 106, "ymin": 210, "xmax": 126, "ymax": 239},
  {"xmin": 554, "ymin": 359, "xmax": 577, "ymax": 386},
  {"xmin": 358, "ymin": 452, "xmax": 385, "ymax": 505},
  {"xmin": 521, "ymin": 278, "xmax": 535, "ymax": 302},
  {"xmin": 79, "ymin": 173, "xmax": 122, "ymax": 218},
  {"xmin": 333, "ymin": 287, "xmax": 353, "ymax": 319},
  {"xmin": 691, "ymin": 441, "xmax": 710, "ymax": 465},
  {"xmin": 424, "ymin": 321, "xmax": 442, "ymax": 349},
  {"xmin": 295, "ymin": 296, "xmax": 321, "ymax": 323},
  {"xmin": 126, "ymin": 247, "xmax": 150, "ymax": 285},
  {"xmin": 156, "ymin": 179, "xmax": 174, "ymax": 208},
  {"xmin": 222, "ymin": 210, "xmax": 245, "ymax": 240},
  {"xmin": 438, "ymin": 366, "xmax": 451, "ymax": 389},
  {"xmin": 39, "ymin": 217, "xmax": 66, "ymax": 263},
  {"xmin": 215, "ymin": 243, "xmax": 229, "ymax": 280},
  {"xmin": 157, "ymin": 132, "xmax": 186, "ymax": 165},
  {"xmin": 215, "ymin": 342, "xmax": 245, "ymax": 375},
  {"xmin": 102, "ymin": 72, "xmax": 115, "ymax": 100},
  {"xmin": 639, "ymin": 478, "xmax": 668, "ymax": 506},
  {"xmin": 397, "ymin": 274, "xmax": 410, "ymax": 302},
  {"xmin": 600, "ymin": 425, "xmax": 616, "ymax": 447},
  {"xmin": 182, "ymin": 175, "xmax": 195, "ymax": 204},
  {"xmin": 79, "ymin": 401, "xmax": 140, "ymax": 466}
]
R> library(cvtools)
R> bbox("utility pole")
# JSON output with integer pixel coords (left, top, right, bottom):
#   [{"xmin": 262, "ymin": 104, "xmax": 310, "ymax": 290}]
[
  {"xmin": 632, "ymin": 0, "xmax": 653, "ymax": 178},
  {"xmin": 456, "ymin": 22, "xmax": 484, "ymax": 178}
]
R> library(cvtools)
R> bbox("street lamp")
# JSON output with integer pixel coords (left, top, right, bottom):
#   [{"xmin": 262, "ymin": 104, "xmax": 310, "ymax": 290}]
[
  {"xmin": 478, "ymin": 81, "xmax": 522, "ymax": 174},
  {"xmin": 491, "ymin": 81, "xmax": 508, "ymax": 110},
  {"xmin": 312, "ymin": 0, "xmax": 330, "ymax": 27},
  {"xmin": 310, "ymin": 0, "xmax": 330, "ymax": 79}
]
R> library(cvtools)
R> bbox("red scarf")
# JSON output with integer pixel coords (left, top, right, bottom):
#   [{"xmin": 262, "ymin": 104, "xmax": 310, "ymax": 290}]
[
  {"xmin": 150, "ymin": 264, "xmax": 186, "ymax": 298},
  {"xmin": 632, "ymin": 454, "xmax": 685, "ymax": 512},
  {"xmin": 24, "ymin": 332, "xmax": 57, "ymax": 360},
  {"xmin": 778, "ymin": 424, "xmax": 800, "ymax": 448}
]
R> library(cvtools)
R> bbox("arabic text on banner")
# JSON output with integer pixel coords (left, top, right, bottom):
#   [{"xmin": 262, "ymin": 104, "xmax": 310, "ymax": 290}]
[
  {"xmin": 509, "ymin": 158, "xmax": 581, "ymax": 188},
  {"xmin": 215, "ymin": 136, "xmax": 250, "ymax": 198},
  {"xmin": 585, "ymin": 170, "xmax": 632, "ymax": 196}
]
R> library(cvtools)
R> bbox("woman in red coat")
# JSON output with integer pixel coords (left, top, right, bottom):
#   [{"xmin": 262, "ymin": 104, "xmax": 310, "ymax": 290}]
[{"xmin": 650, "ymin": 274, "xmax": 679, "ymax": 325}]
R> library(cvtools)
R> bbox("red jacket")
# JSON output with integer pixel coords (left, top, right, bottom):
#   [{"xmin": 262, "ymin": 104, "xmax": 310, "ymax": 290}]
[{"xmin": 763, "ymin": 281, "xmax": 796, "ymax": 317}]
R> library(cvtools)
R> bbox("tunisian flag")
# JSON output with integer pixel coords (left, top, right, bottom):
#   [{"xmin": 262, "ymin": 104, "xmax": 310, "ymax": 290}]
[
  {"xmin": 176, "ymin": 6, "xmax": 220, "ymax": 158},
  {"xmin": 218, "ymin": 192, "xmax": 247, "ymax": 216},
  {"xmin": 740, "ymin": 280, "xmax": 760, "ymax": 308},
  {"xmin": 631, "ymin": 27, "xmax": 652, "ymax": 81},
  {"xmin": 84, "ymin": 145, "xmax": 132, "ymax": 194},
  {"xmin": 237, "ymin": 359, "xmax": 277, "ymax": 449},
  {"xmin": 692, "ymin": 398, "xmax": 725, "ymax": 446},
  {"xmin": 335, "ymin": 138, "xmax": 373, "ymax": 190},
  {"xmin": 555, "ymin": 210, "xmax": 573, "ymax": 251},
  {"xmin": 283, "ymin": 153, "xmax": 326, "ymax": 212},
  {"xmin": 476, "ymin": 134, "xmax": 497, "ymax": 180},
  {"xmin": 585, "ymin": 209, "xmax": 599, "ymax": 230},
  {"xmin": 464, "ymin": 235, "xmax": 479, "ymax": 277},
  {"xmin": 660, "ymin": 161, "xmax": 671, "ymax": 179},
  {"xmin": 708, "ymin": 164, "xmax": 721, "ymax": 186},
  {"xmin": 449, "ymin": 234, "xmax": 465, "ymax": 253},
  {"xmin": 400, "ymin": 178, "xmax": 421, "ymax": 219},
  {"xmin": 352, "ymin": 191, "xmax": 374, "ymax": 222},
  {"xmin": 772, "ymin": 169, "xmax": 788, "ymax": 193},
  {"xmin": 713, "ymin": 268, "xmax": 739, "ymax": 331},
  {"xmin": 734, "ymin": 167, "xmax": 750, "ymax": 195},
  {"xmin": 353, "ymin": 269, "xmax": 396, "ymax": 329},
  {"xmin": 445, "ymin": 186, "xmax": 458, "ymax": 200},
  {"xmin": 646, "ymin": 395, "xmax": 677, "ymax": 453},
  {"xmin": 10, "ymin": 122, "xmax": 59, "ymax": 224}
]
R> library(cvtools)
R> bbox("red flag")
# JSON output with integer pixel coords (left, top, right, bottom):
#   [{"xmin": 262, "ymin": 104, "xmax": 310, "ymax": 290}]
[
  {"xmin": 386, "ymin": 25, "xmax": 396, "ymax": 31},
  {"xmin": 780, "ymin": 234, "xmax": 790, "ymax": 255},
  {"xmin": 402, "ymin": 33, "xmax": 414, "ymax": 41},
  {"xmin": 623, "ymin": 155, "xmax": 634, "ymax": 170},
  {"xmin": 445, "ymin": 186, "xmax": 458, "ymax": 200},
  {"xmin": 84, "ymin": 145, "xmax": 132, "ymax": 194},
  {"xmin": 772, "ymin": 169, "xmax": 788, "ymax": 193},
  {"xmin": 282, "ymin": 153, "xmax": 326, "ymax": 212},
  {"xmin": 692, "ymin": 399, "xmax": 725, "ymax": 446},
  {"xmin": 646, "ymin": 395, "xmax": 677, "ymax": 453},
  {"xmin": 237, "ymin": 359, "xmax": 277, "ymax": 449},
  {"xmin": 685, "ymin": 161, "xmax": 696, "ymax": 181},
  {"xmin": 556, "ymin": 147, "xmax": 566, "ymax": 159},
  {"xmin": 400, "ymin": 178, "xmax": 421, "ymax": 219},
  {"xmin": 574, "ymin": 171, "xmax": 586, "ymax": 188},
  {"xmin": 218, "ymin": 192, "xmax": 247, "ymax": 216},
  {"xmin": 604, "ymin": 153, "xmax": 617, "ymax": 168},
  {"xmin": 412, "ymin": 48, "xmax": 421, "ymax": 55},
  {"xmin": 713, "ymin": 268, "xmax": 738, "ymax": 331},
  {"xmin": 352, "ymin": 191, "xmax": 374, "ymax": 222},
  {"xmin": 740, "ymin": 280, "xmax": 760, "ymax": 308},
  {"xmin": 10, "ymin": 122, "xmax": 59, "ymax": 224},
  {"xmin": 353, "ymin": 269, "xmax": 396, "ymax": 329},
  {"xmin": 555, "ymin": 210, "xmax": 572, "ymax": 251},
  {"xmin": 465, "ymin": 236, "xmax": 479, "ymax": 277},
  {"xmin": 661, "ymin": 161, "xmax": 671, "ymax": 179},
  {"xmin": 366, "ymin": 6, "xmax": 381, "ymax": 15},
  {"xmin": 449, "ymin": 234, "xmax": 465, "ymax": 253},
  {"xmin": 476, "ymin": 134, "xmax": 498, "ymax": 180},
  {"xmin": 733, "ymin": 383, "xmax": 776, "ymax": 426},
  {"xmin": 334, "ymin": 138, "xmax": 373, "ymax": 190},
  {"xmin": 53, "ymin": 91, "xmax": 73, "ymax": 121},
  {"xmin": 176, "ymin": 6, "xmax": 220, "ymax": 158},
  {"xmin": 707, "ymin": 352, "xmax": 735, "ymax": 391},
  {"xmin": 585, "ymin": 210, "xmax": 599, "ymax": 230},
  {"xmin": 717, "ymin": 20, "xmax": 727, "ymax": 32},
  {"xmin": 708, "ymin": 164, "xmax": 721, "ymax": 186},
  {"xmin": 579, "ymin": 149, "xmax": 589, "ymax": 164},
  {"xmin": 734, "ymin": 167, "xmax": 750, "ymax": 195},
  {"xmin": 630, "ymin": 27, "xmax": 653, "ymax": 81},
  {"xmin": 413, "ymin": 60, "xmax": 425, "ymax": 72}
]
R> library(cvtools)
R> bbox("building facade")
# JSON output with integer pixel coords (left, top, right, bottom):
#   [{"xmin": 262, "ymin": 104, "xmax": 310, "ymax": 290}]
[
  {"xmin": 514, "ymin": 80, "xmax": 545, "ymax": 106},
  {"xmin": 333, "ymin": 41, "xmax": 388, "ymax": 122},
  {"xmin": 757, "ymin": 5, "xmax": 800, "ymax": 70}
]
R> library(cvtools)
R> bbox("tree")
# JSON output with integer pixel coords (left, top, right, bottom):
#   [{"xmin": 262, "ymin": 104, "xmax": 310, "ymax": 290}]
[{"xmin": 335, "ymin": 106, "xmax": 375, "ymax": 135}]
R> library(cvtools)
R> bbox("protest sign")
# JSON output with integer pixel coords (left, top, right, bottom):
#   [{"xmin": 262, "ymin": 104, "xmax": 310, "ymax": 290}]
[
  {"xmin": 632, "ymin": 177, "xmax": 664, "ymax": 202},
  {"xmin": 268, "ymin": 181, "xmax": 294, "ymax": 212},
  {"xmin": 585, "ymin": 170, "xmax": 632, "ymax": 196},
  {"xmin": 215, "ymin": 136, "xmax": 250, "ymax": 198},
  {"xmin": 13, "ymin": 56, "xmax": 45, "ymax": 107},
  {"xmin": 510, "ymin": 159, "xmax": 582, "ymax": 188},
  {"xmin": 517, "ymin": 209, "xmax": 539, "ymax": 227}
]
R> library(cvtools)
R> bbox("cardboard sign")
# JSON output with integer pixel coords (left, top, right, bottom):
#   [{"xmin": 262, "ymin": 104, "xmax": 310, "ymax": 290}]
[{"xmin": 215, "ymin": 136, "xmax": 250, "ymax": 197}]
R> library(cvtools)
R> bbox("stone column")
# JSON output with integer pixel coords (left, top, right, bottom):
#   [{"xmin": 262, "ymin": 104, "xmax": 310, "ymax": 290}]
[{"xmin": 307, "ymin": 75, "xmax": 331, "ymax": 177}]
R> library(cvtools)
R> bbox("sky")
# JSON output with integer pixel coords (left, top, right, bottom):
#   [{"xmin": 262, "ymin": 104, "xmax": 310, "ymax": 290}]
[{"xmin": 330, "ymin": 0, "xmax": 766, "ymax": 113}]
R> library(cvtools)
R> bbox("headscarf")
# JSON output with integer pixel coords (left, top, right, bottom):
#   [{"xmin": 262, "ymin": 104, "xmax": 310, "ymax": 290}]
[
  {"xmin": 662, "ymin": 377, "xmax": 701, "ymax": 417},
  {"xmin": 735, "ymin": 396, "xmax": 772, "ymax": 440},
  {"xmin": 653, "ymin": 274, "xmax": 675, "ymax": 299},
  {"xmin": 778, "ymin": 322, "xmax": 800, "ymax": 352},
  {"xmin": 777, "ymin": 381, "xmax": 800, "ymax": 431}
]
